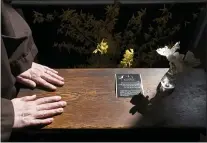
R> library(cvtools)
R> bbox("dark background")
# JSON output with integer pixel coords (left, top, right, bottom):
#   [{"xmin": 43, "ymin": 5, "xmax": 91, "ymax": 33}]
[{"xmin": 13, "ymin": 2, "xmax": 206, "ymax": 68}]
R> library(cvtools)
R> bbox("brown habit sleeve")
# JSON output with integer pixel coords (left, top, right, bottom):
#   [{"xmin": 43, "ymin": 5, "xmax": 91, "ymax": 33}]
[
  {"xmin": 1, "ymin": 38, "xmax": 16, "ymax": 142},
  {"xmin": 1, "ymin": 99, "xmax": 15, "ymax": 142},
  {"xmin": 1, "ymin": 1, "xmax": 38, "ymax": 77},
  {"xmin": 1, "ymin": 0, "xmax": 38, "ymax": 141}
]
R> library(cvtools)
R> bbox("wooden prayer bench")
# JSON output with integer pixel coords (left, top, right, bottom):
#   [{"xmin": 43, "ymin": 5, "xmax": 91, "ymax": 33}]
[{"xmin": 10, "ymin": 68, "xmax": 206, "ymax": 142}]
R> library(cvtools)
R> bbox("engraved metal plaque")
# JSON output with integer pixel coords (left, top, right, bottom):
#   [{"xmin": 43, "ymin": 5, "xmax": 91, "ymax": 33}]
[{"xmin": 115, "ymin": 74, "xmax": 143, "ymax": 98}]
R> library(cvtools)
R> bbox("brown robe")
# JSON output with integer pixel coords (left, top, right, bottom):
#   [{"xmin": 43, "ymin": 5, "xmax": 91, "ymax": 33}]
[{"xmin": 1, "ymin": 0, "xmax": 38, "ymax": 141}]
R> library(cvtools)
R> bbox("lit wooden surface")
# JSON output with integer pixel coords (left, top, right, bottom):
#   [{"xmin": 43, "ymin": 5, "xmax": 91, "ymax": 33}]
[
  {"xmin": 18, "ymin": 68, "xmax": 169, "ymax": 129},
  {"xmin": 18, "ymin": 68, "xmax": 206, "ymax": 129}
]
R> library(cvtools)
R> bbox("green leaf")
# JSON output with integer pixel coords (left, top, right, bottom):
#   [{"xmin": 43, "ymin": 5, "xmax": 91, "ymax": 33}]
[
  {"xmin": 159, "ymin": 4, "xmax": 168, "ymax": 14},
  {"xmin": 144, "ymin": 33, "xmax": 151, "ymax": 41},
  {"xmin": 184, "ymin": 21, "xmax": 190, "ymax": 27},
  {"xmin": 192, "ymin": 13, "xmax": 198, "ymax": 20}
]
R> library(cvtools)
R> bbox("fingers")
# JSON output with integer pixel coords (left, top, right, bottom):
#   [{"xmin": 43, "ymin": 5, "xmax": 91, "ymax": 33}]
[
  {"xmin": 46, "ymin": 70, "xmax": 64, "ymax": 81},
  {"xmin": 44, "ymin": 66, "xmax": 58, "ymax": 74},
  {"xmin": 35, "ymin": 96, "xmax": 61, "ymax": 105},
  {"xmin": 17, "ymin": 70, "xmax": 31, "ymax": 79},
  {"xmin": 37, "ymin": 101, "xmax": 67, "ymax": 111},
  {"xmin": 16, "ymin": 76, "xmax": 36, "ymax": 88},
  {"xmin": 22, "ymin": 95, "xmax": 37, "ymax": 101},
  {"xmin": 17, "ymin": 63, "xmax": 64, "ymax": 90},
  {"xmin": 41, "ymin": 73, "xmax": 64, "ymax": 86},
  {"xmin": 34, "ymin": 77, "xmax": 57, "ymax": 90},
  {"xmin": 29, "ymin": 118, "xmax": 54, "ymax": 126},
  {"xmin": 35, "ymin": 108, "xmax": 64, "ymax": 119}
]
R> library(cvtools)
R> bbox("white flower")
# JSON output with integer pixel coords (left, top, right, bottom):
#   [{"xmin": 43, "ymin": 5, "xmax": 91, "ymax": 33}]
[
  {"xmin": 156, "ymin": 42, "xmax": 180, "ymax": 58},
  {"xmin": 156, "ymin": 42, "xmax": 200, "ymax": 74}
]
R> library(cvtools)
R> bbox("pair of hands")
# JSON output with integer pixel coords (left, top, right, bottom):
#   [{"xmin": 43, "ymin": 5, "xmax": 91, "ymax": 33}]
[{"xmin": 12, "ymin": 62, "xmax": 66, "ymax": 128}]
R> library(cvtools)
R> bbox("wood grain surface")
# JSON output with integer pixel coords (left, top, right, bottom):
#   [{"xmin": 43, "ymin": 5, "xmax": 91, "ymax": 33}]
[{"xmin": 18, "ymin": 68, "xmax": 169, "ymax": 129}]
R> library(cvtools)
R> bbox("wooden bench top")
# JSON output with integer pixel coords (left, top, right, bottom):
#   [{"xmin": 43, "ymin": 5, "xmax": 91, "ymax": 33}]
[{"xmin": 18, "ymin": 68, "xmax": 206, "ymax": 129}]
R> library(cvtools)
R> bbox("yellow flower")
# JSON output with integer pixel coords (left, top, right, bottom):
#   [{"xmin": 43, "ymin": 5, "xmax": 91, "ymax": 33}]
[
  {"xmin": 93, "ymin": 39, "xmax": 109, "ymax": 54},
  {"xmin": 120, "ymin": 48, "xmax": 134, "ymax": 68}
]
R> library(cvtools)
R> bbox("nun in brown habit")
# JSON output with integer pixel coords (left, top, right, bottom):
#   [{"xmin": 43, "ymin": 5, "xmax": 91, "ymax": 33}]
[{"xmin": 1, "ymin": 0, "xmax": 67, "ymax": 141}]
